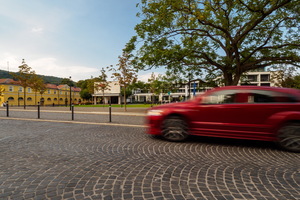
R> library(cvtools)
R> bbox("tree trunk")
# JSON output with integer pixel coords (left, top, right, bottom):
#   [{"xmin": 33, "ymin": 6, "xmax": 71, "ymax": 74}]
[{"xmin": 223, "ymin": 72, "xmax": 234, "ymax": 86}]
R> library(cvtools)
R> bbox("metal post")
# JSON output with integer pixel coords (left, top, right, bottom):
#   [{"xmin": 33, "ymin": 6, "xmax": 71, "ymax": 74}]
[
  {"xmin": 69, "ymin": 86, "xmax": 72, "ymax": 111},
  {"xmin": 71, "ymin": 104, "xmax": 74, "ymax": 120},
  {"xmin": 6, "ymin": 101, "xmax": 9, "ymax": 117},
  {"xmin": 38, "ymin": 102, "xmax": 40, "ymax": 119},
  {"xmin": 109, "ymin": 97, "xmax": 112, "ymax": 122},
  {"xmin": 69, "ymin": 76, "xmax": 72, "ymax": 111}
]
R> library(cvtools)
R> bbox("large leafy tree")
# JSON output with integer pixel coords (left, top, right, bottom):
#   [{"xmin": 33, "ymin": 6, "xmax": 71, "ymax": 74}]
[{"xmin": 128, "ymin": 0, "xmax": 300, "ymax": 85}]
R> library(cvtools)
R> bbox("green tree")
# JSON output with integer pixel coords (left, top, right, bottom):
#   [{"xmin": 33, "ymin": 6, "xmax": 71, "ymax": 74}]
[
  {"xmin": 110, "ymin": 51, "xmax": 138, "ymax": 111},
  {"xmin": 128, "ymin": 0, "xmax": 300, "ymax": 86},
  {"xmin": 95, "ymin": 68, "xmax": 110, "ymax": 104},
  {"xmin": 60, "ymin": 77, "xmax": 74, "ymax": 86},
  {"xmin": 30, "ymin": 74, "xmax": 46, "ymax": 105},
  {"xmin": 80, "ymin": 89, "xmax": 92, "ymax": 101},
  {"xmin": 11, "ymin": 59, "xmax": 36, "ymax": 109},
  {"xmin": 147, "ymin": 73, "xmax": 164, "ymax": 104}
]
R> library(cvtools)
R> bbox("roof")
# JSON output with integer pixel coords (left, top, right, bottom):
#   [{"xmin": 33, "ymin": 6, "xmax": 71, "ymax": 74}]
[
  {"xmin": 0, "ymin": 79, "xmax": 19, "ymax": 85},
  {"xmin": 0, "ymin": 79, "xmax": 81, "ymax": 92},
  {"xmin": 45, "ymin": 84, "xmax": 58, "ymax": 89},
  {"xmin": 211, "ymin": 86, "xmax": 300, "ymax": 96}
]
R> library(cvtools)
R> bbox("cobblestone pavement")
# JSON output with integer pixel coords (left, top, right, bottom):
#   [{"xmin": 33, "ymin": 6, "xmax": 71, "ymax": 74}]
[{"xmin": 0, "ymin": 109, "xmax": 300, "ymax": 200}]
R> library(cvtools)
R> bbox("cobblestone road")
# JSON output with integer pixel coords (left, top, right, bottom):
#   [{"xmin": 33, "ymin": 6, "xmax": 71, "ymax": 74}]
[{"xmin": 0, "ymin": 108, "xmax": 299, "ymax": 200}]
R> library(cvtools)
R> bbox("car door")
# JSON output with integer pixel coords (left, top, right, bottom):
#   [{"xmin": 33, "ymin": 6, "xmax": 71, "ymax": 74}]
[{"xmin": 190, "ymin": 89, "xmax": 247, "ymax": 137}]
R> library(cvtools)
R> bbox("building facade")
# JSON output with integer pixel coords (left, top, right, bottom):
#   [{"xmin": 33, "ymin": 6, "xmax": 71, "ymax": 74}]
[
  {"xmin": 92, "ymin": 81, "xmax": 123, "ymax": 104},
  {"xmin": 239, "ymin": 71, "xmax": 280, "ymax": 87},
  {"xmin": 90, "ymin": 71, "xmax": 281, "ymax": 104},
  {"xmin": 0, "ymin": 79, "xmax": 82, "ymax": 107}
]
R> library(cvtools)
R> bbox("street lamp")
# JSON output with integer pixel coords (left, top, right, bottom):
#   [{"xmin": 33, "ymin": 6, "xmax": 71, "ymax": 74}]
[{"xmin": 69, "ymin": 76, "xmax": 72, "ymax": 110}]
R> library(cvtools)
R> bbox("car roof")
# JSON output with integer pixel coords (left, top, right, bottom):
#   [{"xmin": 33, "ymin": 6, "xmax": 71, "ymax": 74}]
[{"xmin": 208, "ymin": 86, "xmax": 300, "ymax": 96}]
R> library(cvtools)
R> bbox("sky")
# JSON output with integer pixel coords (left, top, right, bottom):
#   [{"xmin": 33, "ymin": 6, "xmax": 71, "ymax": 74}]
[{"xmin": 0, "ymin": 0, "xmax": 161, "ymax": 82}]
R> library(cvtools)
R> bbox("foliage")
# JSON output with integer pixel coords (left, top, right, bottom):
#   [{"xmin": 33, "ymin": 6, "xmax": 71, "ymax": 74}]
[
  {"xmin": 271, "ymin": 65, "xmax": 300, "ymax": 88},
  {"xmin": 128, "ymin": 0, "xmax": 300, "ymax": 86},
  {"xmin": 77, "ymin": 78, "xmax": 99, "ymax": 101},
  {"xmin": 284, "ymin": 75, "xmax": 300, "ymax": 89},
  {"xmin": 11, "ymin": 59, "xmax": 36, "ymax": 109},
  {"xmin": 60, "ymin": 77, "xmax": 75, "ymax": 86},
  {"xmin": 30, "ymin": 73, "xmax": 46, "ymax": 105},
  {"xmin": 109, "ymin": 51, "xmax": 138, "ymax": 111},
  {"xmin": 270, "ymin": 65, "xmax": 298, "ymax": 87},
  {"xmin": 80, "ymin": 89, "xmax": 92, "ymax": 100},
  {"xmin": 94, "ymin": 68, "xmax": 110, "ymax": 104},
  {"xmin": 0, "ymin": 85, "xmax": 4, "ymax": 94}
]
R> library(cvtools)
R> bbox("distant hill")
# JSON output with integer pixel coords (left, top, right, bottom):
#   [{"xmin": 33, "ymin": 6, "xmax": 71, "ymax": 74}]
[{"xmin": 0, "ymin": 69, "xmax": 65, "ymax": 85}]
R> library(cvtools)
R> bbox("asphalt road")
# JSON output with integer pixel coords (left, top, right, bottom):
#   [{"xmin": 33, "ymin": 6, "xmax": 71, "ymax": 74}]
[{"xmin": 0, "ymin": 107, "xmax": 299, "ymax": 200}]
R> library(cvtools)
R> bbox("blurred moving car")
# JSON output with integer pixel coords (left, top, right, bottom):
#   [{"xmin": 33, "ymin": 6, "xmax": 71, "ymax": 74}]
[{"xmin": 146, "ymin": 86, "xmax": 300, "ymax": 152}]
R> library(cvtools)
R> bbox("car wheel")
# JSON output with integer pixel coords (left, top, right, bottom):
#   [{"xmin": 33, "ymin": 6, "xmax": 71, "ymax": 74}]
[
  {"xmin": 161, "ymin": 116, "xmax": 188, "ymax": 142},
  {"xmin": 277, "ymin": 123, "xmax": 300, "ymax": 152}
]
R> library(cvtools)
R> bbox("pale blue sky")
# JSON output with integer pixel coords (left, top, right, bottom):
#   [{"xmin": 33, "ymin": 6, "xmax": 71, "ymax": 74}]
[{"xmin": 0, "ymin": 0, "xmax": 159, "ymax": 81}]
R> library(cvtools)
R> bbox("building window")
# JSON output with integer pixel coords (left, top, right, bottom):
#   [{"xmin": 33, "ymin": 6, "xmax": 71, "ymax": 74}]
[
  {"xmin": 54, "ymin": 90, "xmax": 57, "ymax": 94},
  {"xmin": 48, "ymin": 89, "xmax": 51, "ymax": 94},
  {"xmin": 247, "ymin": 75, "xmax": 258, "ymax": 82},
  {"xmin": 27, "ymin": 97, "xmax": 32, "ymax": 101},
  {"xmin": 28, "ymin": 88, "xmax": 31, "ymax": 93},
  {"xmin": 47, "ymin": 98, "xmax": 51, "ymax": 101},
  {"xmin": 8, "ymin": 97, "xmax": 14, "ymax": 101},
  {"xmin": 9, "ymin": 86, "xmax": 13, "ymax": 92},
  {"xmin": 261, "ymin": 74, "xmax": 270, "ymax": 82},
  {"xmin": 19, "ymin": 87, "xmax": 23, "ymax": 92}
]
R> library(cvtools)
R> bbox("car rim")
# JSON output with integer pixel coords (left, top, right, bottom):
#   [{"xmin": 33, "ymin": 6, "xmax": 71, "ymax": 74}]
[
  {"xmin": 162, "ymin": 118, "xmax": 188, "ymax": 141},
  {"xmin": 278, "ymin": 124, "xmax": 300, "ymax": 152}
]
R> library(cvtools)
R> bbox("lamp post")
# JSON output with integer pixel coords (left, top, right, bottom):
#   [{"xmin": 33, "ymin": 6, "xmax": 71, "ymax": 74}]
[{"xmin": 69, "ymin": 76, "xmax": 72, "ymax": 111}]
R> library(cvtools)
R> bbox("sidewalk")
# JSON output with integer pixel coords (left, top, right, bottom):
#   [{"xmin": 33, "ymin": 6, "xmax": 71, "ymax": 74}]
[{"xmin": 2, "ymin": 105, "xmax": 149, "ymax": 115}]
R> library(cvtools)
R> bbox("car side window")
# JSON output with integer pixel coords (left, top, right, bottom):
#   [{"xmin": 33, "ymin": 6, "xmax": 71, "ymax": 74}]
[
  {"xmin": 202, "ymin": 90, "xmax": 237, "ymax": 104},
  {"xmin": 248, "ymin": 90, "xmax": 297, "ymax": 103},
  {"xmin": 249, "ymin": 93, "xmax": 275, "ymax": 103}
]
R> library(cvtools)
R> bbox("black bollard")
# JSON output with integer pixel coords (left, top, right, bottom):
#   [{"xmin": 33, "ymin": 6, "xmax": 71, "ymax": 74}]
[
  {"xmin": 6, "ymin": 101, "xmax": 9, "ymax": 117},
  {"xmin": 37, "ymin": 102, "xmax": 40, "ymax": 119},
  {"xmin": 71, "ymin": 104, "xmax": 74, "ymax": 120},
  {"xmin": 109, "ymin": 99, "xmax": 112, "ymax": 122}
]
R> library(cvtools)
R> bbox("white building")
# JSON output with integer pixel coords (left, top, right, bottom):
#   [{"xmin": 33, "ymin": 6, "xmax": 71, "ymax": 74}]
[
  {"xmin": 92, "ymin": 81, "xmax": 122, "ymax": 104},
  {"xmin": 240, "ymin": 71, "xmax": 280, "ymax": 87},
  {"xmin": 92, "ymin": 70, "xmax": 281, "ymax": 104}
]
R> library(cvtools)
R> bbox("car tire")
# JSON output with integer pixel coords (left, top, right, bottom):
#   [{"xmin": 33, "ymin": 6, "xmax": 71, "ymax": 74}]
[
  {"xmin": 161, "ymin": 116, "xmax": 189, "ymax": 142},
  {"xmin": 277, "ymin": 123, "xmax": 300, "ymax": 153}
]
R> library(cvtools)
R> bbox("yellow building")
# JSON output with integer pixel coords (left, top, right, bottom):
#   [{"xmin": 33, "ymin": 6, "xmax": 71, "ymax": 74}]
[{"xmin": 0, "ymin": 79, "xmax": 82, "ymax": 107}]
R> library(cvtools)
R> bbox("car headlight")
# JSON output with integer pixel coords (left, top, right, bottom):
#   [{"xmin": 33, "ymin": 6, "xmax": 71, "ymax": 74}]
[{"xmin": 147, "ymin": 109, "xmax": 163, "ymax": 116}]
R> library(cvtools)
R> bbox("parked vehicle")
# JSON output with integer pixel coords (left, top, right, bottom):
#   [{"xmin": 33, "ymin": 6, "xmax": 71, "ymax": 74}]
[{"xmin": 146, "ymin": 86, "xmax": 300, "ymax": 152}]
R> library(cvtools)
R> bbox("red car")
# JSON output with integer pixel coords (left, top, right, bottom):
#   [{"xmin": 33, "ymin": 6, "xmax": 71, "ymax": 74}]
[{"xmin": 146, "ymin": 86, "xmax": 300, "ymax": 152}]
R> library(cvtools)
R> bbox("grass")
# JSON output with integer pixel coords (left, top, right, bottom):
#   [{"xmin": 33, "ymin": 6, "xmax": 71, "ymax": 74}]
[{"xmin": 75, "ymin": 104, "xmax": 153, "ymax": 108}]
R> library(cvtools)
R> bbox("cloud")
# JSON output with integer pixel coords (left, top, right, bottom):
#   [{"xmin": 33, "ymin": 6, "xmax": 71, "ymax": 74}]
[
  {"xmin": 31, "ymin": 27, "xmax": 44, "ymax": 34},
  {"xmin": 30, "ymin": 57, "xmax": 99, "ymax": 81},
  {"xmin": 138, "ymin": 72, "xmax": 162, "ymax": 82}
]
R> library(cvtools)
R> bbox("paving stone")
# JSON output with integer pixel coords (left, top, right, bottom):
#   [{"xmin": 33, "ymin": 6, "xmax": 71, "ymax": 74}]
[{"xmin": 0, "ymin": 115, "xmax": 299, "ymax": 200}]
